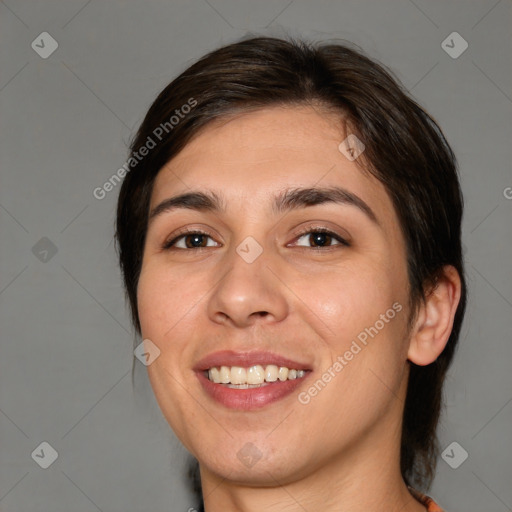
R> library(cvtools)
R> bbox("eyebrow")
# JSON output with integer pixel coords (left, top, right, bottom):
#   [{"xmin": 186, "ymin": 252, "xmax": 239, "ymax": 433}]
[{"xmin": 148, "ymin": 186, "xmax": 379, "ymax": 226}]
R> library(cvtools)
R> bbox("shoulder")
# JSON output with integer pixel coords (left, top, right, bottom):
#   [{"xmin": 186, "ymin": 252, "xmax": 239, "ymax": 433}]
[{"xmin": 408, "ymin": 486, "xmax": 446, "ymax": 512}]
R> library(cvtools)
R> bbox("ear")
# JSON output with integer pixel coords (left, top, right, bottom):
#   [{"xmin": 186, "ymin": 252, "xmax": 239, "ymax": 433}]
[{"xmin": 407, "ymin": 265, "xmax": 462, "ymax": 366}]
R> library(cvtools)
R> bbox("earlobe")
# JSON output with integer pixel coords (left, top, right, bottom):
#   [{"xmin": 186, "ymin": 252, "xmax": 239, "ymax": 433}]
[{"xmin": 407, "ymin": 265, "xmax": 462, "ymax": 366}]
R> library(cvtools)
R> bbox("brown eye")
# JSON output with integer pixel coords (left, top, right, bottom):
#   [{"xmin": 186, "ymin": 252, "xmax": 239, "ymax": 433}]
[
  {"xmin": 163, "ymin": 231, "xmax": 219, "ymax": 250},
  {"xmin": 183, "ymin": 234, "xmax": 208, "ymax": 248},
  {"xmin": 294, "ymin": 229, "xmax": 349, "ymax": 248},
  {"xmin": 309, "ymin": 232, "xmax": 334, "ymax": 247}
]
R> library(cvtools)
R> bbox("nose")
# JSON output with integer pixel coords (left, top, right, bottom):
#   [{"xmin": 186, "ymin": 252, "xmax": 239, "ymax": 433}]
[{"xmin": 206, "ymin": 242, "xmax": 289, "ymax": 328}]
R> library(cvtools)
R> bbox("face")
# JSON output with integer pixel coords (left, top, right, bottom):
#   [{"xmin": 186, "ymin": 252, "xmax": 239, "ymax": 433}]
[{"xmin": 137, "ymin": 105, "xmax": 413, "ymax": 485}]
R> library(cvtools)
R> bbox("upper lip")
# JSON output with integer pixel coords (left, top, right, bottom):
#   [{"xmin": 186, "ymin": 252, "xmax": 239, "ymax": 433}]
[{"xmin": 194, "ymin": 350, "xmax": 311, "ymax": 371}]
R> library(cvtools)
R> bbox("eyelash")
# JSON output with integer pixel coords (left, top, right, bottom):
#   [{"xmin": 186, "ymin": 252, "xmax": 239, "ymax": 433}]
[
  {"xmin": 293, "ymin": 227, "xmax": 350, "ymax": 249},
  {"xmin": 162, "ymin": 227, "xmax": 350, "ymax": 251}
]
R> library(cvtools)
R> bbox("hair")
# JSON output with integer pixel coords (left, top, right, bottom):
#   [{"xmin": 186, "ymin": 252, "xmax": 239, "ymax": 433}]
[{"xmin": 115, "ymin": 36, "xmax": 467, "ymax": 505}]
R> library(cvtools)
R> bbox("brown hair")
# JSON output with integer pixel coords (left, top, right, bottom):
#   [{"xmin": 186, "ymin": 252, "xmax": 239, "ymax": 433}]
[{"xmin": 115, "ymin": 36, "xmax": 467, "ymax": 498}]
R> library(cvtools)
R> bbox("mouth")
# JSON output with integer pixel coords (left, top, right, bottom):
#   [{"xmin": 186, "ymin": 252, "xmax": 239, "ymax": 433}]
[
  {"xmin": 194, "ymin": 351, "xmax": 312, "ymax": 410},
  {"xmin": 205, "ymin": 364, "xmax": 307, "ymax": 388}
]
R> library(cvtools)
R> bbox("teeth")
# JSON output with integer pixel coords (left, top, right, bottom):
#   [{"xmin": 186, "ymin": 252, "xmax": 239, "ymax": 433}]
[
  {"xmin": 206, "ymin": 365, "xmax": 307, "ymax": 385},
  {"xmin": 247, "ymin": 365, "xmax": 265, "ymax": 384},
  {"xmin": 278, "ymin": 367, "xmax": 288, "ymax": 381},
  {"xmin": 208, "ymin": 367, "xmax": 220, "ymax": 382},
  {"xmin": 265, "ymin": 364, "xmax": 278, "ymax": 382},
  {"xmin": 219, "ymin": 366, "xmax": 230, "ymax": 384},
  {"xmin": 231, "ymin": 366, "xmax": 246, "ymax": 385}
]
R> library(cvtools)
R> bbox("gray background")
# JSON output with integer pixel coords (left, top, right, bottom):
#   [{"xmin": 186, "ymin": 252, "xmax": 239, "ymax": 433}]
[{"xmin": 1, "ymin": 1, "xmax": 511, "ymax": 511}]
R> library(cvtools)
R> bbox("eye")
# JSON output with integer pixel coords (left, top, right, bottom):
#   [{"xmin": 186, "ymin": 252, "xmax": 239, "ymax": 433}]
[
  {"xmin": 162, "ymin": 227, "xmax": 349, "ymax": 250},
  {"xmin": 293, "ymin": 228, "xmax": 349, "ymax": 248},
  {"xmin": 163, "ymin": 230, "xmax": 220, "ymax": 250}
]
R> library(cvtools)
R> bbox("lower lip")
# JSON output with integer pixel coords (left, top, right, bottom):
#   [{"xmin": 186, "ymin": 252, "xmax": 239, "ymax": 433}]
[{"xmin": 196, "ymin": 371, "xmax": 310, "ymax": 410}]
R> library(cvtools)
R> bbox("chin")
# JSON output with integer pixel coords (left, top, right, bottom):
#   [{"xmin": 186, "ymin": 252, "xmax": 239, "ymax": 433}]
[{"xmin": 194, "ymin": 436, "xmax": 315, "ymax": 486}]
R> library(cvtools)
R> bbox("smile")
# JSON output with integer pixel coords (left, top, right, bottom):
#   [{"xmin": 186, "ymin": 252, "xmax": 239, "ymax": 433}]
[
  {"xmin": 195, "ymin": 351, "xmax": 312, "ymax": 410},
  {"xmin": 206, "ymin": 365, "xmax": 307, "ymax": 387}
]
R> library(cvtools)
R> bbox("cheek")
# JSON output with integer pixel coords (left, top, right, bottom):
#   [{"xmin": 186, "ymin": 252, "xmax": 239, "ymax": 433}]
[
  {"xmin": 293, "ymin": 260, "xmax": 401, "ymax": 347},
  {"xmin": 137, "ymin": 260, "xmax": 201, "ymax": 340},
  {"xmin": 136, "ymin": 262, "xmax": 202, "ymax": 444},
  {"xmin": 291, "ymin": 258, "xmax": 409, "ymax": 404},
  {"xmin": 294, "ymin": 267, "xmax": 408, "ymax": 439}
]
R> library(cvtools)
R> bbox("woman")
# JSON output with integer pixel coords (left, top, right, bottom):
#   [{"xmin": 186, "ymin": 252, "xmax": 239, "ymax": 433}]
[{"xmin": 115, "ymin": 36, "xmax": 466, "ymax": 511}]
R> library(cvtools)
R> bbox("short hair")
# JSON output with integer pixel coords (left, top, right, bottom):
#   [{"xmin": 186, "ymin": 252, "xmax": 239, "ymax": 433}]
[{"xmin": 115, "ymin": 36, "xmax": 467, "ymax": 493}]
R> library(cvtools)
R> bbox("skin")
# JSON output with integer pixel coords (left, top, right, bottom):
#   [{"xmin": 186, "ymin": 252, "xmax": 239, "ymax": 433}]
[{"xmin": 137, "ymin": 105, "xmax": 461, "ymax": 512}]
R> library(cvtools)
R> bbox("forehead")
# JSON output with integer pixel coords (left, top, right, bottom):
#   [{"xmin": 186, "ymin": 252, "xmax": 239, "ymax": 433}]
[{"xmin": 151, "ymin": 105, "xmax": 397, "ymax": 228}]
